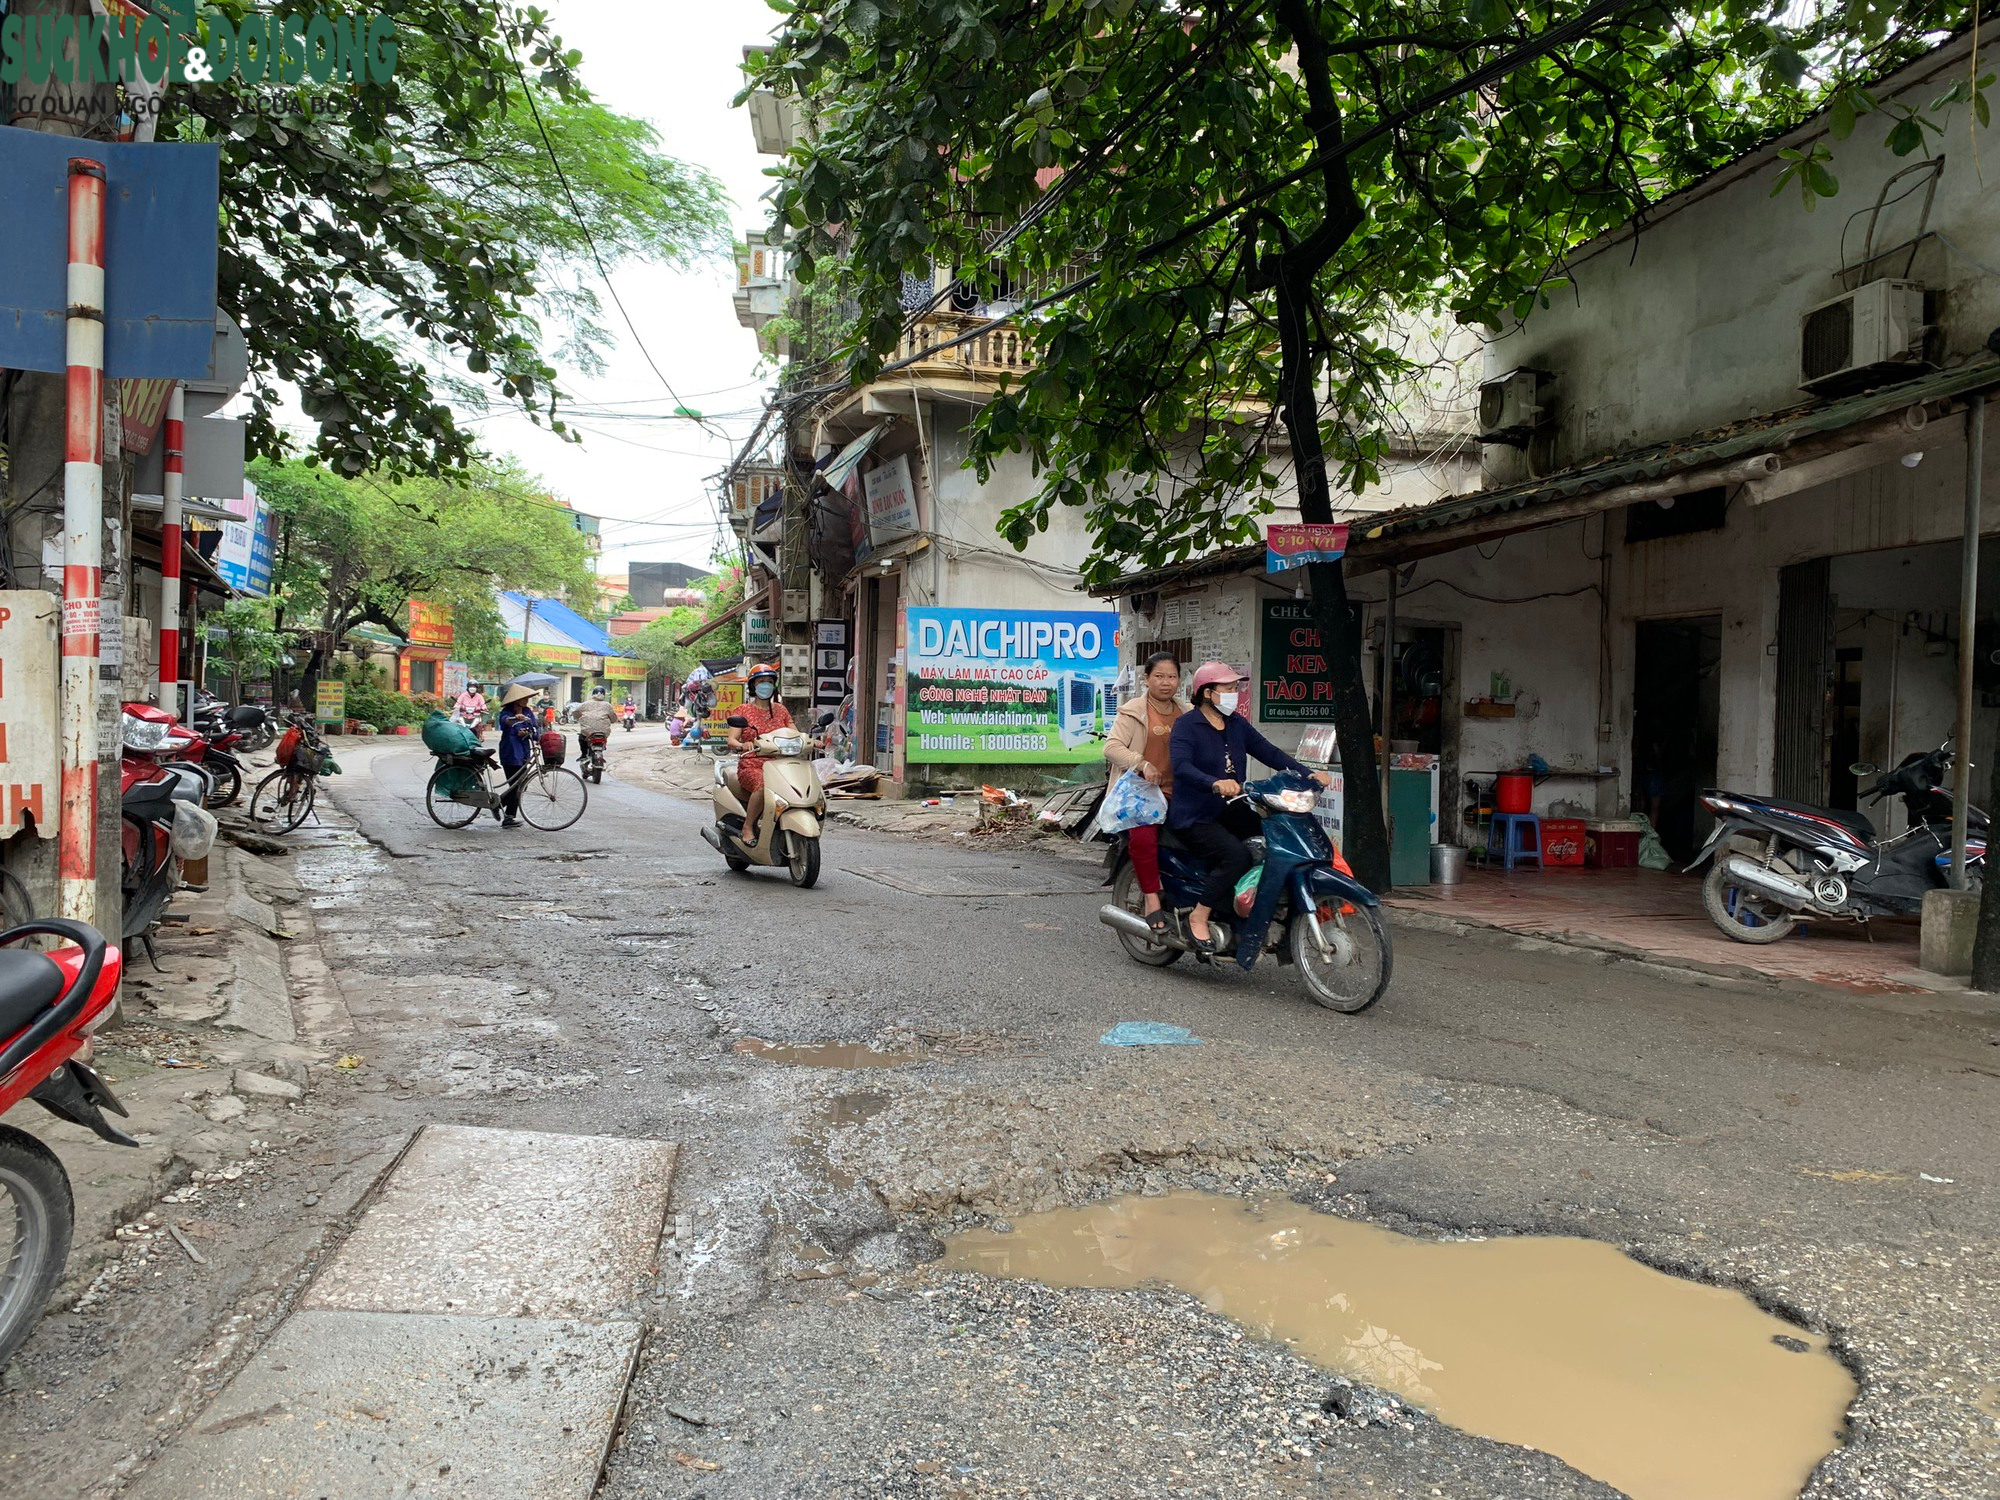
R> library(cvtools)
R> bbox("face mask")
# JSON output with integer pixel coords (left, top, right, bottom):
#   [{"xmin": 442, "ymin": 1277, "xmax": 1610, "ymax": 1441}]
[
  {"xmin": 754, "ymin": 681, "xmax": 776, "ymax": 700},
  {"xmin": 1215, "ymin": 691, "xmax": 1240, "ymax": 716}
]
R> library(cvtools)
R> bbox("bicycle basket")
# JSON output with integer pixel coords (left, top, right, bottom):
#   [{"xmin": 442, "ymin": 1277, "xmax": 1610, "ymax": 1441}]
[
  {"xmin": 437, "ymin": 765, "xmax": 484, "ymax": 803},
  {"xmin": 538, "ymin": 729, "xmax": 567, "ymax": 765},
  {"xmin": 292, "ymin": 744, "xmax": 324, "ymax": 776}
]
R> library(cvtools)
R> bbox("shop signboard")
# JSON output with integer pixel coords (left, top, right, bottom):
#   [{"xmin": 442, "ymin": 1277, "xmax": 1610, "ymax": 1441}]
[
  {"xmin": 213, "ymin": 481, "xmax": 276, "ymax": 596},
  {"xmin": 864, "ymin": 453, "xmax": 918, "ymax": 547},
  {"xmin": 406, "ymin": 599, "xmax": 454, "ymax": 647},
  {"xmin": 743, "ymin": 608, "xmax": 775, "ymax": 655},
  {"xmin": 605, "ymin": 657, "xmax": 647, "ymax": 681},
  {"xmin": 0, "ymin": 591, "xmax": 58, "ymax": 838},
  {"xmin": 812, "ymin": 619, "xmax": 850, "ymax": 709},
  {"xmin": 518, "ymin": 641, "xmax": 582, "ymax": 668},
  {"xmin": 442, "ymin": 661, "xmax": 469, "ymax": 699},
  {"xmin": 1259, "ymin": 599, "xmax": 1337, "ymax": 722},
  {"xmin": 314, "ymin": 679, "xmax": 346, "ymax": 726},
  {"xmin": 903, "ymin": 606, "xmax": 1119, "ymax": 764},
  {"xmin": 702, "ymin": 675, "xmax": 746, "ymax": 739}
]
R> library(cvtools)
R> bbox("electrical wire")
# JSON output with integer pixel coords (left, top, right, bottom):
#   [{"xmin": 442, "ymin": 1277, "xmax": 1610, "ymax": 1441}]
[{"xmin": 510, "ymin": 58, "xmax": 725, "ymax": 441}]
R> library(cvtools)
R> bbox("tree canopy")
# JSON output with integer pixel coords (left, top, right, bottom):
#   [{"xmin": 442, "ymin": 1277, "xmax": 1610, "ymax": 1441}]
[
  {"xmin": 169, "ymin": 0, "xmax": 726, "ymax": 474},
  {"xmin": 750, "ymin": 0, "xmax": 1987, "ymax": 886},
  {"xmin": 252, "ymin": 455, "xmax": 596, "ymax": 682}
]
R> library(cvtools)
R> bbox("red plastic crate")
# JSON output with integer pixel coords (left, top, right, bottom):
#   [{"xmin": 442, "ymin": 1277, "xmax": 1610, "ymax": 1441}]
[{"xmin": 1540, "ymin": 818, "xmax": 1587, "ymax": 867}]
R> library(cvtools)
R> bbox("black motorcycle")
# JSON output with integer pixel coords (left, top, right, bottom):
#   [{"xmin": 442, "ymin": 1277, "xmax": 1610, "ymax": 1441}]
[
  {"xmin": 1692, "ymin": 741, "xmax": 1986, "ymax": 944},
  {"xmin": 578, "ymin": 729, "xmax": 608, "ymax": 785}
]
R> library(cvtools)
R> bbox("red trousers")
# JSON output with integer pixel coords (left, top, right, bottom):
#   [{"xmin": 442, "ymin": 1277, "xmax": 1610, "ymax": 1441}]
[{"xmin": 1128, "ymin": 823, "xmax": 1163, "ymax": 894}]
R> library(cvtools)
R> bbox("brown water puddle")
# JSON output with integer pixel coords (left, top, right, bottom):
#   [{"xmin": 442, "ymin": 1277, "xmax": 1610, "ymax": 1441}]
[
  {"xmin": 943, "ymin": 1192, "xmax": 1854, "ymax": 1500},
  {"xmin": 734, "ymin": 1038, "xmax": 916, "ymax": 1068}
]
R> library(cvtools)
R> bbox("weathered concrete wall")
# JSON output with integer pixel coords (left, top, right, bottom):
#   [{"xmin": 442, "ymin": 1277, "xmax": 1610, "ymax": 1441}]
[{"xmin": 1484, "ymin": 36, "xmax": 1998, "ymax": 465}]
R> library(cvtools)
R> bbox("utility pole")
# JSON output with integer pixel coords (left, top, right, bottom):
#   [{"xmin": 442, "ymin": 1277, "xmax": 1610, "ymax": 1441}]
[{"xmin": 159, "ymin": 385, "xmax": 185, "ymax": 716}]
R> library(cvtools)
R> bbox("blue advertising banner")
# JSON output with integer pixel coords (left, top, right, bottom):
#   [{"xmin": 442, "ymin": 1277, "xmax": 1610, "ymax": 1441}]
[
  {"xmin": 0, "ymin": 125, "xmax": 220, "ymax": 377},
  {"xmin": 904, "ymin": 606, "xmax": 1121, "ymax": 763}
]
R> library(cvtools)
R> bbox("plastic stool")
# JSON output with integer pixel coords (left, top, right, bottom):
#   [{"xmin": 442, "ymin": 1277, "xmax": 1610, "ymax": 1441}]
[{"xmin": 1487, "ymin": 811, "xmax": 1543, "ymax": 870}]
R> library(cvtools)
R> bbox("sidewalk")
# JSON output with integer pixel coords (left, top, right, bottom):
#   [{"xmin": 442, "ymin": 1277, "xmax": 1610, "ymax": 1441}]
[{"xmin": 1387, "ymin": 865, "xmax": 1953, "ymax": 996}]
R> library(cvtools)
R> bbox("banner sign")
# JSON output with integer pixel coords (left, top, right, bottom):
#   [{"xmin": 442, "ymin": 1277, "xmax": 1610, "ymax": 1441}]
[
  {"xmin": 406, "ymin": 599, "xmax": 454, "ymax": 647},
  {"xmin": 904, "ymin": 606, "xmax": 1120, "ymax": 763},
  {"xmin": 1265, "ymin": 522, "xmax": 1348, "ymax": 573},
  {"xmin": 605, "ymin": 657, "xmax": 647, "ymax": 681},
  {"xmin": 864, "ymin": 453, "xmax": 919, "ymax": 547},
  {"xmin": 213, "ymin": 480, "xmax": 276, "ymax": 596},
  {"xmin": 442, "ymin": 661, "xmax": 469, "ymax": 699},
  {"xmin": 314, "ymin": 679, "xmax": 347, "ymax": 726},
  {"xmin": 518, "ymin": 640, "xmax": 581, "ymax": 668},
  {"xmin": 1259, "ymin": 599, "xmax": 1338, "ymax": 722},
  {"xmin": 0, "ymin": 591, "xmax": 59, "ymax": 838}
]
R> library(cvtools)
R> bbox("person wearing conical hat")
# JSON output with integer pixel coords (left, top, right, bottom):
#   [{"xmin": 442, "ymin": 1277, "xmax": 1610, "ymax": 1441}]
[{"xmin": 495, "ymin": 683, "xmax": 539, "ymax": 828}]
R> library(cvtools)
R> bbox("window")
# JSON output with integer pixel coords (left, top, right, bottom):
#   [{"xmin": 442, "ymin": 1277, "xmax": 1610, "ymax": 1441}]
[
  {"xmin": 408, "ymin": 657, "xmax": 438, "ymax": 696},
  {"xmin": 1625, "ymin": 487, "xmax": 1727, "ymax": 543}
]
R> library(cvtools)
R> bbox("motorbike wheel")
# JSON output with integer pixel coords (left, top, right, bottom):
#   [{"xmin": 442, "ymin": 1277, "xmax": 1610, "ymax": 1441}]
[
  {"xmin": 785, "ymin": 833, "xmax": 821, "ymax": 889},
  {"xmin": 241, "ymin": 723, "xmax": 275, "ymax": 753},
  {"xmin": 0, "ymin": 1126, "xmax": 74, "ymax": 1370},
  {"xmin": 1292, "ymin": 900, "xmax": 1392, "ymax": 1013},
  {"xmin": 1702, "ymin": 856, "xmax": 1800, "ymax": 944},
  {"xmin": 203, "ymin": 760, "xmax": 242, "ymax": 810},
  {"xmin": 1110, "ymin": 863, "xmax": 1181, "ymax": 967}
]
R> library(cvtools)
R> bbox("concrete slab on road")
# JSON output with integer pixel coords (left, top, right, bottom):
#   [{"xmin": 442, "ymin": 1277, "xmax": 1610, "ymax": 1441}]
[
  {"xmin": 131, "ymin": 1310, "xmax": 642, "ymax": 1500},
  {"xmin": 304, "ymin": 1124, "xmax": 678, "ymax": 1319}
]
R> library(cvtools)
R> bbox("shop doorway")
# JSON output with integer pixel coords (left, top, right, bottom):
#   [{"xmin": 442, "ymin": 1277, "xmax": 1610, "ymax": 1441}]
[{"xmin": 1632, "ymin": 616, "xmax": 1721, "ymax": 864}]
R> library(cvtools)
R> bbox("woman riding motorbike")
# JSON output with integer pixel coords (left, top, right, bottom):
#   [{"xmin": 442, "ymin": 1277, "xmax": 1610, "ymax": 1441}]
[
  {"xmin": 728, "ymin": 663, "xmax": 793, "ymax": 848},
  {"xmin": 1168, "ymin": 661, "xmax": 1331, "ymax": 959},
  {"xmin": 1103, "ymin": 652, "xmax": 1185, "ymax": 936}
]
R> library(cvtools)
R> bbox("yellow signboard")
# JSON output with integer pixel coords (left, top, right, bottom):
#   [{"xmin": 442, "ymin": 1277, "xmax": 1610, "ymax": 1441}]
[
  {"xmin": 315, "ymin": 679, "xmax": 347, "ymax": 725},
  {"xmin": 605, "ymin": 657, "xmax": 647, "ymax": 681},
  {"xmin": 512, "ymin": 639, "xmax": 582, "ymax": 668},
  {"xmin": 703, "ymin": 676, "xmax": 745, "ymax": 739}
]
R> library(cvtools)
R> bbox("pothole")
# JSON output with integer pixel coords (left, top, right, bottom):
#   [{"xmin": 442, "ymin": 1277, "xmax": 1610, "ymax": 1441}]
[
  {"xmin": 734, "ymin": 1039, "xmax": 917, "ymax": 1068},
  {"xmin": 943, "ymin": 1190, "xmax": 1854, "ymax": 1500}
]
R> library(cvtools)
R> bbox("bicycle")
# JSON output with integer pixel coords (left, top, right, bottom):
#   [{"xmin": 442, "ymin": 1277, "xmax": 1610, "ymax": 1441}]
[
  {"xmin": 248, "ymin": 713, "xmax": 334, "ymax": 834},
  {"xmin": 424, "ymin": 742, "xmax": 587, "ymax": 832}
]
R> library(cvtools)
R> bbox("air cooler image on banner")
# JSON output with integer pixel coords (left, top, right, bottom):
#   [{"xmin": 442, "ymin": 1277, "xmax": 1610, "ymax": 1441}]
[{"xmin": 1058, "ymin": 672, "xmax": 1102, "ymax": 748}]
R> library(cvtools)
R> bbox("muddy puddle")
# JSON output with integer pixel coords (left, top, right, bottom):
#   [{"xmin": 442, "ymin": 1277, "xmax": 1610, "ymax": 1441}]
[
  {"xmin": 734, "ymin": 1038, "xmax": 916, "ymax": 1068},
  {"xmin": 944, "ymin": 1192, "xmax": 1854, "ymax": 1500}
]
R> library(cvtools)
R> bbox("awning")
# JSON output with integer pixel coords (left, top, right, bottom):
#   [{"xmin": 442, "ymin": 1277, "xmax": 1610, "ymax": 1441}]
[
  {"xmin": 132, "ymin": 493, "xmax": 240, "ymax": 524},
  {"xmin": 1090, "ymin": 357, "xmax": 2000, "ymax": 594},
  {"xmin": 819, "ymin": 423, "xmax": 885, "ymax": 492}
]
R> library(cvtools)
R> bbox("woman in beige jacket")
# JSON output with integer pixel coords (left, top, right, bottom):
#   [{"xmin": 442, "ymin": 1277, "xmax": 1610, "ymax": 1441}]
[{"xmin": 1104, "ymin": 652, "xmax": 1186, "ymax": 933}]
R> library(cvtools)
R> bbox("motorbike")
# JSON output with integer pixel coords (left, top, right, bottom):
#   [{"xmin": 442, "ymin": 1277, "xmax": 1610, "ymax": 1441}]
[
  {"xmin": 195, "ymin": 693, "xmax": 275, "ymax": 754},
  {"xmin": 1097, "ymin": 771, "xmax": 1393, "ymax": 1013},
  {"xmin": 119, "ymin": 710, "xmax": 216, "ymax": 951},
  {"xmin": 1692, "ymin": 740, "xmax": 1988, "ymax": 944},
  {"xmin": 0, "ymin": 918, "xmax": 137, "ymax": 1366},
  {"xmin": 621, "ymin": 704, "xmax": 637, "ymax": 732},
  {"xmin": 578, "ymin": 729, "xmax": 609, "ymax": 785},
  {"xmin": 698, "ymin": 713, "xmax": 830, "ymax": 888},
  {"xmin": 141, "ymin": 702, "xmax": 245, "ymax": 809},
  {"xmin": 453, "ymin": 705, "xmax": 485, "ymax": 741}
]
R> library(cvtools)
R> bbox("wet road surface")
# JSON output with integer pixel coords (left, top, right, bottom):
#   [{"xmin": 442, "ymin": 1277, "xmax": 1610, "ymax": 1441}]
[{"xmin": 7, "ymin": 732, "xmax": 1998, "ymax": 1500}]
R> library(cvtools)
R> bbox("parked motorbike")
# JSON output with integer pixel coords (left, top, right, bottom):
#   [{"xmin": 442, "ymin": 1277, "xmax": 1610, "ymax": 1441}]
[
  {"xmin": 1693, "ymin": 740, "xmax": 1987, "ymax": 944},
  {"xmin": 1097, "ymin": 771, "xmax": 1392, "ymax": 1013},
  {"xmin": 138, "ymin": 701, "xmax": 244, "ymax": 809},
  {"xmin": 119, "ymin": 711, "xmax": 216, "ymax": 950},
  {"xmin": 0, "ymin": 918, "xmax": 137, "ymax": 1367},
  {"xmin": 578, "ymin": 729, "xmax": 609, "ymax": 785},
  {"xmin": 194, "ymin": 693, "xmax": 275, "ymax": 754},
  {"xmin": 698, "ymin": 713, "xmax": 830, "ymax": 888}
]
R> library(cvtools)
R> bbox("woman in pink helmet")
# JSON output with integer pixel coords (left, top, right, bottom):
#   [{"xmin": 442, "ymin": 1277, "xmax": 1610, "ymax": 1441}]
[{"xmin": 1168, "ymin": 661, "xmax": 1331, "ymax": 959}]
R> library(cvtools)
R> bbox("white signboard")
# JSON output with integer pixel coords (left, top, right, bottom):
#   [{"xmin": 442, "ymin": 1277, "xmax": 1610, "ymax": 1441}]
[
  {"xmin": 863, "ymin": 453, "xmax": 919, "ymax": 547},
  {"xmin": 0, "ymin": 591, "xmax": 60, "ymax": 838}
]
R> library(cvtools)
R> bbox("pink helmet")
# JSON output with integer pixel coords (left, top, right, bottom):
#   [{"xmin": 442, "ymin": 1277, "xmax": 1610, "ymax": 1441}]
[{"xmin": 1188, "ymin": 661, "xmax": 1245, "ymax": 701}]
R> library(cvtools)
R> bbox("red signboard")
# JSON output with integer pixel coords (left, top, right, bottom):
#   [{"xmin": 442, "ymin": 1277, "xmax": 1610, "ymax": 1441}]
[{"xmin": 407, "ymin": 599, "xmax": 454, "ymax": 647}]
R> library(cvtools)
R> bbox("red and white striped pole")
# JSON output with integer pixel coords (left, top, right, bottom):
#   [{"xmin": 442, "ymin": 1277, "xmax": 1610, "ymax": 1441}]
[
  {"xmin": 59, "ymin": 158, "xmax": 108, "ymax": 925},
  {"xmin": 159, "ymin": 384, "xmax": 185, "ymax": 716}
]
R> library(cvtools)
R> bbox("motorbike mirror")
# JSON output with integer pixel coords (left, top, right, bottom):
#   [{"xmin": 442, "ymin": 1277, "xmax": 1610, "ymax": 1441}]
[
  {"xmin": 725, "ymin": 715, "xmax": 750, "ymax": 729},
  {"xmin": 815, "ymin": 710, "xmax": 836, "ymax": 728},
  {"xmin": 1849, "ymin": 762, "xmax": 1877, "ymax": 777}
]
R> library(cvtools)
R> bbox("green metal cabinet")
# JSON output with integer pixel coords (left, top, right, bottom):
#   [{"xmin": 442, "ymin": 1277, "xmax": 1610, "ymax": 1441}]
[{"xmin": 1388, "ymin": 767, "xmax": 1434, "ymax": 888}]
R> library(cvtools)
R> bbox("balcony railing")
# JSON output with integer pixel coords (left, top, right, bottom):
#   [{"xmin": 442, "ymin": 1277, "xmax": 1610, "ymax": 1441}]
[{"xmin": 894, "ymin": 312, "xmax": 1033, "ymax": 383}]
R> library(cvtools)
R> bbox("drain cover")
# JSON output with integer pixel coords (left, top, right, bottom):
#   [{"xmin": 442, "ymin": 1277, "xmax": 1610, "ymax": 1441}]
[{"xmin": 843, "ymin": 865, "xmax": 1101, "ymax": 898}]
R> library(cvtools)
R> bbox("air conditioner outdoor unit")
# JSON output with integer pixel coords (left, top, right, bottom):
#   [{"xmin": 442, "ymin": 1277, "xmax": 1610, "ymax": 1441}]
[
  {"xmin": 1477, "ymin": 368, "xmax": 1543, "ymax": 445},
  {"xmin": 1799, "ymin": 278, "xmax": 1927, "ymax": 391}
]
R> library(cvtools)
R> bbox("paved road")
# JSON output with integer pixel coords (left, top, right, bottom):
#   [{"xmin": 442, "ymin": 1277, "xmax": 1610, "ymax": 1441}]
[{"xmin": 10, "ymin": 734, "xmax": 1999, "ymax": 1499}]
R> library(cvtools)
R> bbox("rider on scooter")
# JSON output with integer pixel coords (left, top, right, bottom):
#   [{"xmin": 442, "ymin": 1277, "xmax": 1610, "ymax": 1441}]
[
  {"xmin": 729, "ymin": 663, "xmax": 792, "ymax": 848},
  {"xmin": 575, "ymin": 687, "xmax": 616, "ymax": 737}
]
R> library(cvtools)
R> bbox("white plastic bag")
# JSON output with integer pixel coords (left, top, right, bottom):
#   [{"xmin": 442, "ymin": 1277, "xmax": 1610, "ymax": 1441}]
[
  {"xmin": 1098, "ymin": 770, "xmax": 1168, "ymax": 834},
  {"xmin": 171, "ymin": 802, "xmax": 219, "ymax": 861}
]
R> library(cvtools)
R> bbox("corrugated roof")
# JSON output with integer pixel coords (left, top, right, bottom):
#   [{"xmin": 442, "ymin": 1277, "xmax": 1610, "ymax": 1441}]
[
  {"xmin": 499, "ymin": 592, "xmax": 625, "ymax": 658},
  {"xmin": 1091, "ymin": 358, "xmax": 2000, "ymax": 596}
]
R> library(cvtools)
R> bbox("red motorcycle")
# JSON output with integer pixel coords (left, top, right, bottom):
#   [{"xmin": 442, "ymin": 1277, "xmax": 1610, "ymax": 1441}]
[
  {"xmin": 0, "ymin": 919, "xmax": 135, "ymax": 1366},
  {"xmin": 124, "ymin": 701, "xmax": 242, "ymax": 809}
]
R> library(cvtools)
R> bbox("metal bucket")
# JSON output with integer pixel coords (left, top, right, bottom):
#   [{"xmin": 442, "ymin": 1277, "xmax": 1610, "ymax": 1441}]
[{"xmin": 1430, "ymin": 844, "xmax": 1467, "ymax": 886}]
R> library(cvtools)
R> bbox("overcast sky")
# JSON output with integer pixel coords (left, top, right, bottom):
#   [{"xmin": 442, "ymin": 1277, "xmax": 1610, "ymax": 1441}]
[{"xmin": 470, "ymin": 0, "xmax": 781, "ymax": 578}]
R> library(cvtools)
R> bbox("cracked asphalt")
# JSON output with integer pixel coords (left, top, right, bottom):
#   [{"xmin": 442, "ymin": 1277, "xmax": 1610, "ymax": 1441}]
[{"xmin": 7, "ymin": 727, "xmax": 1997, "ymax": 1500}]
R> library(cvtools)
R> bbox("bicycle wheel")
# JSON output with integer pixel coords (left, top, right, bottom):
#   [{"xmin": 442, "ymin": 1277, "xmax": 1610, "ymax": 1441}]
[
  {"xmin": 249, "ymin": 768, "xmax": 313, "ymax": 834},
  {"xmin": 517, "ymin": 766, "xmax": 586, "ymax": 831},
  {"xmin": 424, "ymin": 765, "xmax": 484, "ymax": 829}
]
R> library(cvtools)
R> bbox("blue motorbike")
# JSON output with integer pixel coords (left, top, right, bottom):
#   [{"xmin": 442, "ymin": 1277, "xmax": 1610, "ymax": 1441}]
[{"xmin": 1098, "ymin": 771, "xmax": 1392, "ymax": 1013}]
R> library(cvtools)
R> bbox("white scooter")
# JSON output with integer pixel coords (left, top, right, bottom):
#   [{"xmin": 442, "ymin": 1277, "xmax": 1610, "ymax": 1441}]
[{"xmin": 698, "ymin": 713, "xmax": 831, "ymax": 888}]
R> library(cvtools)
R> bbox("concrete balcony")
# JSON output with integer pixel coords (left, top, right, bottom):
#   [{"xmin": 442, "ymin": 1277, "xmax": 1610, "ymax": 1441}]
[{"xmin": 893, "ymin": 312, "xmax": 1034, "ymax": 383}]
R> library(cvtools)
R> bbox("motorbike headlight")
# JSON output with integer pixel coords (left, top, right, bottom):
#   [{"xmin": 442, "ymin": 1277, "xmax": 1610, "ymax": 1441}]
[
  {"xmin": 1263, "ymin": 788, "xmax": 1317, "ymax": 814},
  {"xmin": 121, "ymin": 713, "xmax": 170, "ymax": 753}
]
